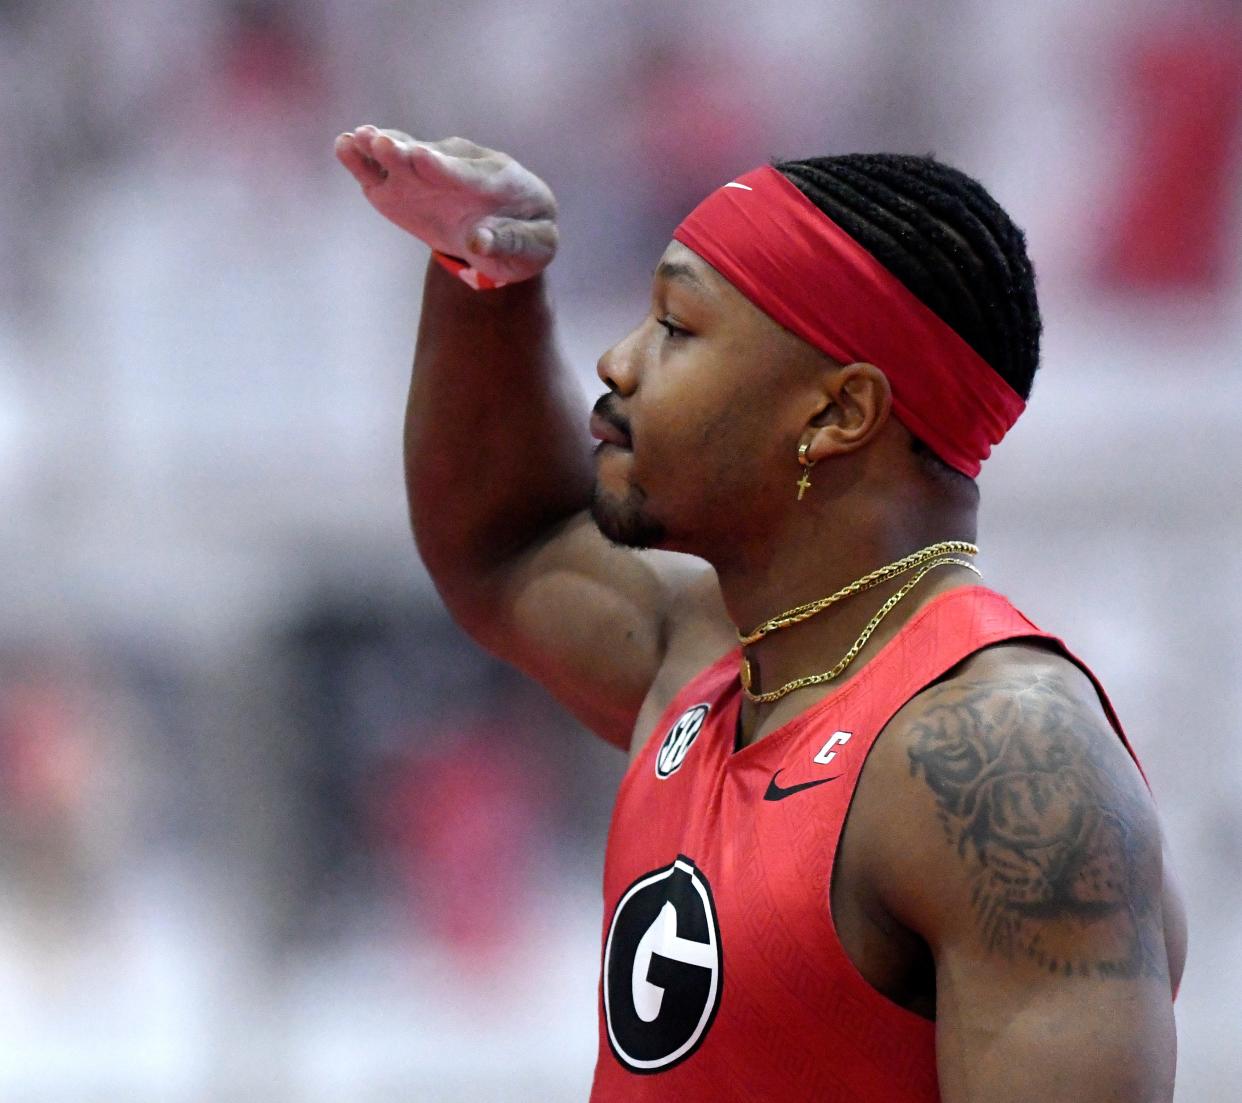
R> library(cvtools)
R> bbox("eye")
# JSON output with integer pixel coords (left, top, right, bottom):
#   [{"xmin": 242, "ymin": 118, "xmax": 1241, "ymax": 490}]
[{"xmin": 658, "ymin": 317, "xmax": 690, "ymax": 340}]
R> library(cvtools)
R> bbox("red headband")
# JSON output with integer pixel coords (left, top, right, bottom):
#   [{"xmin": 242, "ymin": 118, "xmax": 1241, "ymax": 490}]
[{"xmin": 672, "ymin": 165, "xmax": 1025, "ymax": 477}]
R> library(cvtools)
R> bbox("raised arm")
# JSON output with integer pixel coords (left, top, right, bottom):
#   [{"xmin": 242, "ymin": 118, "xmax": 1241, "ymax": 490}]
[
  {"xmin": 334, "ymin": 127, "xmax": 724, "ymax": 747},
  {"xmin": 861, "ymin": 646, "xmax": 1183, "ymax": 1101}
]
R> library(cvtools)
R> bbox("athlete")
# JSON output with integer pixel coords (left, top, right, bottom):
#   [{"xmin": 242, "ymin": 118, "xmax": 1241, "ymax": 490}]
[{"xmin": 334, "ymin": 124, "xmax": 1187, "ymax": 1101}]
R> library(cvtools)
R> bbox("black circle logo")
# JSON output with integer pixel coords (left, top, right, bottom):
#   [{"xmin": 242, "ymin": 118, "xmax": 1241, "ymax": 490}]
[
  {"xmin": 603, "ymin": 856, "xmax": 723, "ymax": 1073},
  {"xmin": 654, "ymin": 704, "xmax": 710, "ymax": 779}
]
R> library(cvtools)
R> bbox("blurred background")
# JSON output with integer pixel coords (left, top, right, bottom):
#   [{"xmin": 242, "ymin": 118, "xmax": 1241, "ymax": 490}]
[{"xmin": 1, "ymin": 0, "xmax": 1239, "ymax": 1098}]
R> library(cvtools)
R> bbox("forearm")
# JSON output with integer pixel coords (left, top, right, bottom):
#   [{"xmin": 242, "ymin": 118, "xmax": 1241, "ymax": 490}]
[{"xmin": 405, "ymin": 261, "xmax": 594, "ymax": 596}]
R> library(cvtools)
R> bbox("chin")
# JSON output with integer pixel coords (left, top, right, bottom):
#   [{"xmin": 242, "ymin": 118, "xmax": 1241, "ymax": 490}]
[{"xmin": 589, "ymin": 483, "xmax": 667, "ymax": 549}]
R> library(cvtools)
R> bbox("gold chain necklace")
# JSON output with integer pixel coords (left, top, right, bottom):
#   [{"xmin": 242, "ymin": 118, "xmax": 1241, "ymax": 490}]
[
  {"xmin": 737, "ymin": 539, "xmax": 978, "ymax": 647},
  {"xmin": 740, "ymin": 555, "xmax": 980, "ymax": 704}
]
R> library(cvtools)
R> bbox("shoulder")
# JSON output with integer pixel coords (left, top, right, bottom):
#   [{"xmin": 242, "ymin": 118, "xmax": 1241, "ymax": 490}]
[
  {"xmin": 851, "ymin": 641, "xmax": 1167, "ymax": 980},
  {"xmin": 891, "ymin": 641, "xmax": 1150, "ymax": 816}
]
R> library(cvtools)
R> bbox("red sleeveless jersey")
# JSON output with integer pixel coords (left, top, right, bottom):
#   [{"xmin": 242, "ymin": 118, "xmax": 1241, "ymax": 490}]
[{"xmin": 591, "ymin": 586, "xmax": 1146, "ymax": 1102}]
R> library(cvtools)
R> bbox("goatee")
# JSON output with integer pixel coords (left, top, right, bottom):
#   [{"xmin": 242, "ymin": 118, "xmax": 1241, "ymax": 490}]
[{"xmin": 589, "ymin": 482, "xmax": 666, "ymax": 549}]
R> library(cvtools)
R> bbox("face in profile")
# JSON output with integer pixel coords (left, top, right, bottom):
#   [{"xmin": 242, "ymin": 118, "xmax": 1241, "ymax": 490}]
[{"xmin": 590, "ymin": 242, "xmax": 830, "ymax": 557}]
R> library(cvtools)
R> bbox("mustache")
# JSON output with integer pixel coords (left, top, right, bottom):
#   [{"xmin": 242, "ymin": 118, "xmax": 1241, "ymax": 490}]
[{"xmin": 592, "ymin": 393, "xmax": 632, "ymax": 441}]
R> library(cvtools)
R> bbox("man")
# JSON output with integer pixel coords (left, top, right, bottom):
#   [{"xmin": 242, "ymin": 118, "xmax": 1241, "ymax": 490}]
[{"xmin": 334, "ymin": 125, "xmax": 1186, "ymax": 1101}]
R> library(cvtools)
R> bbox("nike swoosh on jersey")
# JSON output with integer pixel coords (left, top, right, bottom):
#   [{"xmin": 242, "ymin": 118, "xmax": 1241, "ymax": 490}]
[{"xmin": 763, "ymin": 769, "xmax": 841, "ymax": 802}]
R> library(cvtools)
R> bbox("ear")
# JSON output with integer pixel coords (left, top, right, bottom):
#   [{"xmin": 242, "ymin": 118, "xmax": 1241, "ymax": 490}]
[{"xmin": 802, "ymin": 362, "xmax": 892, "ymax": 461}]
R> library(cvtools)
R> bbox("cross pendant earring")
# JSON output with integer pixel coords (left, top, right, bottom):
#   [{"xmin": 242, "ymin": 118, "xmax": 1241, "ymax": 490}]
[{"xmin": 796, "ymin": 442, "xmax": 814, "ymax": 501}]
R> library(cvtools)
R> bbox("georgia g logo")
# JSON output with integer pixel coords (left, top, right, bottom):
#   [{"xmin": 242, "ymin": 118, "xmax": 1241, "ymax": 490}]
[
  {"xmin": 655, "ymin": 704, "xmax": 710, "ymax": 778},
  {"xmin": 603, "ymin": 856, "xmax": 723, "ymax": 1074}
]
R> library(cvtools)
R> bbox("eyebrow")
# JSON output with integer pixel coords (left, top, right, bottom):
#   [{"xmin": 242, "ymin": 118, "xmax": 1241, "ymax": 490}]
[{"xmin": 653, "ymin": 260, "xmax": 711, "ymax": 292}]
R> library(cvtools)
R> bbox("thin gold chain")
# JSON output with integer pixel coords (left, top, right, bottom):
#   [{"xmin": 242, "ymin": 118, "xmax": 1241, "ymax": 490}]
[
  {"xmin": 740, "ymin": 556, "xmax": 980, "ymax": 704},
  {"xmin": 737, "ymin": 540, "xmax": 978, "ymax": 647}
]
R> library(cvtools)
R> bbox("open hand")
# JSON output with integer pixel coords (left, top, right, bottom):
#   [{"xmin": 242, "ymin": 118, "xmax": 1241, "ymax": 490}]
[{"xmin": 335, "ymin": 126, "xmax": 559, "ymax": 285}]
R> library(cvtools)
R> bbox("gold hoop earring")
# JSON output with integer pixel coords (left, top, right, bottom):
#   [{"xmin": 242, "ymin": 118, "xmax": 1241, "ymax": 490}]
[{"xmin": 796, "ymin": 442, "xmax": 815, "ymax": 501}]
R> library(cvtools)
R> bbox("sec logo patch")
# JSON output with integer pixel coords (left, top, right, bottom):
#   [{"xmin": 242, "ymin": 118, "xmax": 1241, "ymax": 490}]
[{"xmin": 655, "ymin": 703, "xmax": 710, "ymax": 779}]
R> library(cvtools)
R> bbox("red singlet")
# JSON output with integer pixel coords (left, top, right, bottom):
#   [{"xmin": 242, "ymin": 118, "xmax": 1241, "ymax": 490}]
[{"xmin": 591, "ymin": 586, "xmax": 1145, "ymax": 1102}]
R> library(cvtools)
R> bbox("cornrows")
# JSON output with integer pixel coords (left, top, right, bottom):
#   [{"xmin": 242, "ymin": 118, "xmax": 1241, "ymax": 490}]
[{"xmin": 775, "ymin": 155, "xmax": 1042, "ymax": 406}]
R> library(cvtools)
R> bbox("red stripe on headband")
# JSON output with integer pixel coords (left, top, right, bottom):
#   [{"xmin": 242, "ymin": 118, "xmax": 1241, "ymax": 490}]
[{"xmin": 672, "ymin": 165, "xmax": 1025, "ymax": 477}]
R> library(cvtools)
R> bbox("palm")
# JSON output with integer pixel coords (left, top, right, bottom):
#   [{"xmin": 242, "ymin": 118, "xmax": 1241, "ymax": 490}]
[{"xmin": 335, "ymin": 127, "xmax": 558, "ymax": 283}]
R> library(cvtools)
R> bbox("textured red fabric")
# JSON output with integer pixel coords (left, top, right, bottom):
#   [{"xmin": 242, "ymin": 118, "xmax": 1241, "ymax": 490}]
[
  {"xmin": 673, "ymin": 167, "xmax": 1025, "ymax": 477},
  {"xmin": 591, "ymin": 586, "xmax": 1147, "ymax": 1101}
]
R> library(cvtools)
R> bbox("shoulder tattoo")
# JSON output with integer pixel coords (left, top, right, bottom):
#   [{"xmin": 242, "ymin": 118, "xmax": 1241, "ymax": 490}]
[{"xmin": 906, "ymin": 670, "xmax": 1166, "ymax": 981}]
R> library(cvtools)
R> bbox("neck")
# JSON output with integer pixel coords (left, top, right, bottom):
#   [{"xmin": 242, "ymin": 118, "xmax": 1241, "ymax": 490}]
[
  {"xmin": 718, "ymin": 491, "xmax": 978, "ymax": 625},
  {"xmin": 711, "ymin": 491, "xmax": 979, "ymax": 741}
]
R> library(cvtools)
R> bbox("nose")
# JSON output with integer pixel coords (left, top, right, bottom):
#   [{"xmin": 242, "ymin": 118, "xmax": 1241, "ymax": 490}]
[{"xmin": 596, "ymin": 326, "xmax": 641, "ymax": 396}]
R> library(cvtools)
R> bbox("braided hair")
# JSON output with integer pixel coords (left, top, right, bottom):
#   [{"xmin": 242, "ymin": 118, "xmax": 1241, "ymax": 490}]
[{"xmin": 775, "ymin": 154, "xmax": 1041, "ymax": 476}]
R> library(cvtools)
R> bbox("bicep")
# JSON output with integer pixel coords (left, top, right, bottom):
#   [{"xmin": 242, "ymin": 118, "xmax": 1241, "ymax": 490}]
[
  {"xmin": 463, "ymin": 512, "xmax": 728, "ymax": 749},
  {"xmin": 934, "ymin": 943, "xmax": 1175, "ymax": 1102}
]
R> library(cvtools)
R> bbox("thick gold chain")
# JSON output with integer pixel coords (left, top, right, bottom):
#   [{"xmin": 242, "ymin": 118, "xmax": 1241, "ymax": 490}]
[
  {"xmin": 740, "ymin": 556, "xmax": 980, "ymax": 704},
  {"xmin": 736, "ymin": 540, "xmax": 977, "ymax": 647}
]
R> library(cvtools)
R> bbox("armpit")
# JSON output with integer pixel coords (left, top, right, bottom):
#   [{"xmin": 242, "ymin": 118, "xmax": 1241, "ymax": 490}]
[{"xmin": 904, "ymin": 669, "xmax": 1167, "ymax": 982}]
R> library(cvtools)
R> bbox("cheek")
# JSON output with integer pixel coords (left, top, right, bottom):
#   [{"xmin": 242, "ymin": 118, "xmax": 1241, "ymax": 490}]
[
  {"xmin": 641, "ymin": 397, "xmax": 743, "ymax": 475},
  {"xmin": 694, "ymin": 389, "xmax": 782, "ymax": 471},
  {"xmin": 655, "ymin": 406, "xmax": 776, "ymax": 514},
  {"xmin": 632, "ymin": 342, "xmax": 781, "ymax": 487}
]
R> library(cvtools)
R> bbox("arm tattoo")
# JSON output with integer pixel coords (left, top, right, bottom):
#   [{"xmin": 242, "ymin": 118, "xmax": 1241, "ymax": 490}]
[{"xmin": 906, "ymin": 671, "xmax": 1166, "ymax": 981}]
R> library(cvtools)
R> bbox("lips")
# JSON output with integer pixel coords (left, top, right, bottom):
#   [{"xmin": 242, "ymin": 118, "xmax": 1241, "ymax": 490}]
[{"xmin": 589, "ymin": 400, "xmax": 633, "ymax": 449}]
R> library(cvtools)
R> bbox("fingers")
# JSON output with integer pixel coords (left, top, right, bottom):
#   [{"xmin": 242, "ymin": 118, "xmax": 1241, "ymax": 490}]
[
  {"xmin": 351, "ymin": 124, "xmax": 382, "ymax": 154},
  {"xmin": 368, "ymin": 131, "xmax": 413, "ymax": 175},
  {"xmin": 348, "ymin": 124, "xmax": 462, "ymax": 185},
  {"xmin": 334, "ymin": 132, "xmax": 387, "ymax": 187},
  {"xmin": 406, "ymin": 141, "xmax": 459, "ymax": 183},
  {"xmin": 353, "ymin": 125, "xmax": 409, "ymax": 173},
  {"xmin": 342, "ymin": 125, "xmax": 504, "ymax": 190},
  {"xmin": 345, "ymin": 124, "xmax": 410, "ymax": 176}
]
